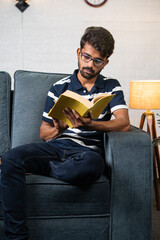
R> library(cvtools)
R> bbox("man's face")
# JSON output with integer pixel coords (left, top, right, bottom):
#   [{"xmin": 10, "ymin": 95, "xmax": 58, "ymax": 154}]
[{"xmin": 77, "ymin": 43, "xmax": 109, "ymax": 80}]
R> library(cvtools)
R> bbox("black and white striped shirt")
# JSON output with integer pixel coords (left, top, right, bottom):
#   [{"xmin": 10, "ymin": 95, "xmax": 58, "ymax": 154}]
[{"xmin": 42, "ymin": 69, "xmax": 127, "ymax": 153}]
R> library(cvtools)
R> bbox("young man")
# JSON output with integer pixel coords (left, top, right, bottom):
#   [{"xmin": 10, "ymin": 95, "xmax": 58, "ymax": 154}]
[{"xmin": 1, "ymin": 26, "xmax": 130, "ymax": 239}]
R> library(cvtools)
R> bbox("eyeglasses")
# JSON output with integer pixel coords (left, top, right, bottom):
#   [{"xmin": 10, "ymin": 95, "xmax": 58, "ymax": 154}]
[{"xmin": 80, "ymin": 52, "xmax": 105, "ymax": 68}]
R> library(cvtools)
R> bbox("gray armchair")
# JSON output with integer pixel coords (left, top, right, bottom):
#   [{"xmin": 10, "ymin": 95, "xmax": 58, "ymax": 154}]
[
  {"xmin": 0, "ymin": 70, "xmax": 153, "ymax": 240},
  {"xmin": 0, "ymin": 72, "xmax": 11, "ymax": 156}
]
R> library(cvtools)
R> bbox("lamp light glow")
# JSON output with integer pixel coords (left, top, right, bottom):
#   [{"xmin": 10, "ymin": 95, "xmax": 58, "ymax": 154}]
[{"xmin": 129, "ymin": 80, "xmax": 160, "ymax": 111}]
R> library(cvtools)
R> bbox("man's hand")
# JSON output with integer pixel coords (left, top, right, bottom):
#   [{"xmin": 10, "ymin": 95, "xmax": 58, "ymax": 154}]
[
  {"xmin": 40, "ymin": 120, "xmax": 68, "ymax": 142},
  {"xmin": 64, "ymin": 108, "xmax": 130, "ymax": 132},
  {"xmin": 63, "ymin": 108, "xmax": 92, "ymax": 129},
  {"xmin": 52, "ymin": 118, "xmax": 68, "ymax": 133}
]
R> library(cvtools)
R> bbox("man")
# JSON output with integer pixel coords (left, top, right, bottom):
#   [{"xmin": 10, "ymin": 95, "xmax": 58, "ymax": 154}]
[{"xmin": 1, "ymin": 26, "xmax": 130, "ymax": 239}]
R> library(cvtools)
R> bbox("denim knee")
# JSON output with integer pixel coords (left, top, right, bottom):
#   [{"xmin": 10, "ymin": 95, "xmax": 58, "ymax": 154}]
[
  {"xmin": 49, "ymin": 150, "xmax": 105, "ymax": 185},
  {"xmin": 1, "ymin": 148, "xmax": 25, "ymax": 177},
  {"xmin": 79, "ymin": 151, "xmax": 105, "ymax": 174},
  {"xmin": 72, "ymin": 151, "xmax": 105, "ymax": 185}
]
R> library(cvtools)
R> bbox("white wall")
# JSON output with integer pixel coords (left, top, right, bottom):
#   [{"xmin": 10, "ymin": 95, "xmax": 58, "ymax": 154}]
[{"xmin": 0, "ymin": 0, "xmax": 160, "ymax": 132}]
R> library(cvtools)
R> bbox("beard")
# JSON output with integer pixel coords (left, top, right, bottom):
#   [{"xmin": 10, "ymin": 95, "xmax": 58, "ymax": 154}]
[{"xmin": 78, "ymin": 62, "xmax": 102, "ymax": 80}]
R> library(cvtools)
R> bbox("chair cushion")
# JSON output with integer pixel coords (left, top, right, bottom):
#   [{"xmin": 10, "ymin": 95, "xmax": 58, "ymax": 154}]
[
  {"xmin": 12, "ymin": 70, "xmax": 70, "ymax": 148},
  {"xmin": 0, "ymin": 173, "xmax": 110, "ymax": 240},
  {"xmin": 0, "ymin": 72, "xmax": 11, "ymax": 156},
  {"xmin": 25, "ymin": 174, "xmax": 110, "ymax": 217},
  {"xmin": 26, "ymin": 216, "xmax": 109, "ymax": 240}
]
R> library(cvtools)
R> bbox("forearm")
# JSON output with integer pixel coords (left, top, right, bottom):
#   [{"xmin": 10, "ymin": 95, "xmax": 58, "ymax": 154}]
[
  {"xmin": 64, "ymin": 108, "xmax": 130, "ymax": 133},
  {"xmin": 85, "ymin": 109, "xmax": 130, "ymax": 132},
  {"xmin": 85, "ymin": 117, "xmax": 130, "ymax": 132},
  {"xmin": 40, "ymin": 122, "xmax": 59, "ymax": 141}
]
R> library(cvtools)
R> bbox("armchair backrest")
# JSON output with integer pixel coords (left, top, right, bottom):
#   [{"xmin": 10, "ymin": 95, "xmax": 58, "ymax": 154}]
[
  {"xmin": 0, "ymin": 72, "xmax": 11, "ymax": 156},
  {"xmin": 11, "ymin": 70, "xmax": 70, "ymax": 149}
]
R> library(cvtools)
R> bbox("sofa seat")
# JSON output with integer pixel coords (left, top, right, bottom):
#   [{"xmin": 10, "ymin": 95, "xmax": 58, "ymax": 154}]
[
  {"xmin": 0, "ymin": 174, "xmax": 110, "ymax": 240},
  {"xmin": 25, "ymin": 174, "xmax": 110, "ymax": 217}
]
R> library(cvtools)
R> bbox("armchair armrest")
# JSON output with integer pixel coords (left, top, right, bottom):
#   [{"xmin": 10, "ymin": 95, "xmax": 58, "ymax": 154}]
[{"xmin": 104, "ymin": 126, "xmax": 153, "ymax": 240}]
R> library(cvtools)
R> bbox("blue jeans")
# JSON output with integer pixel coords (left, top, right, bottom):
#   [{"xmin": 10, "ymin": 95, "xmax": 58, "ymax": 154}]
[{"xmin": 0, "ymin": 139, "xmax": 105, "ymax": 240}]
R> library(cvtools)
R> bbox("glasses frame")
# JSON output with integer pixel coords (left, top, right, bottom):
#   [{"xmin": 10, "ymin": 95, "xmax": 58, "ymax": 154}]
[{"xmin": 80, "ymin": 51, "xmax": 105, "ymax": 68}]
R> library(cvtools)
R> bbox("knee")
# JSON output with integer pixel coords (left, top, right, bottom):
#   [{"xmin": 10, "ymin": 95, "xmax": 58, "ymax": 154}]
[
  {"xmin": 1, "ymin": 148, "xmax": 24, "ymax": 177},
  {"xmin": 49, "ymin": 151, "xmax": 105, "ymax": 185},
  {"xmin": 2, "ymin": 148, "xmax": 18, "ymax": 164},
  {"xmin": 82, "ymin": 151, "xmax": 105, "ymax": 172},
  {"xmin": 74, "ymin": 151, "xmax": 105, "ymax": 185}
]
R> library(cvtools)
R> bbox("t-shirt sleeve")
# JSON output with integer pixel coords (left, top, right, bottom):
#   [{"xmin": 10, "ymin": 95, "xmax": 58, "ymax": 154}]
[
  {"xmin": 42, "ymin": 85, "xmax": 59, "ymax": 123},
  {"xmin": 109, "ymin": 79, "xmax": 128, "ymax": 113}
]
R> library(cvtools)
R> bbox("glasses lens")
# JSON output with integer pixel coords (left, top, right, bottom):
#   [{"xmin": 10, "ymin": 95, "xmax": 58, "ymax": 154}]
[
  {"xmin": 81, "ymin": 54, "xmax": 91, "ymax": 63},
  {"xmin": 93, "ymin": 59, "xmax": 104, "ymax": 67},
  {"xmin": 81, "ymin": 53, "xmax": 105, "ymax": 67}
]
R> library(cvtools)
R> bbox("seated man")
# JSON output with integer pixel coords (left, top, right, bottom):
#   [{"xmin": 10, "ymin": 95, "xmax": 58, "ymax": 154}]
[{"xmin": 1, "ymin": 26, "xmax": 130, "ymax": 240}]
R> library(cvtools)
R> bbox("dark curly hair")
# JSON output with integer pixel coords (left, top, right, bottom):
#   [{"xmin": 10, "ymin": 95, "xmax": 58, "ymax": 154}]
[{"xmin": 80, "ymin": 26, "xmax": 115, "ymax": 59}]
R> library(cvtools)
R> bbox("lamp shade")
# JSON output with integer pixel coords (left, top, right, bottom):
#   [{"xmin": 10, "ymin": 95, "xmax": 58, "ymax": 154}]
[{"xmin": 129, "ymin": 80, "xmax": 160, "ymax": 110}]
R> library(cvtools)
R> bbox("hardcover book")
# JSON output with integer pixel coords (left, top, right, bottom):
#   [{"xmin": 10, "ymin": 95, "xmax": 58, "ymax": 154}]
[{"xmin": 48, "ymin": 90, "xmax": 114, "ymax": 128}]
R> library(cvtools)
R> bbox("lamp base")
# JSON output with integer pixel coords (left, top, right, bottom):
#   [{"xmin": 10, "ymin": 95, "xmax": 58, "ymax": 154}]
[
  {"xmin": 140, "ymin": 111, "xmax": 160, "ymax": 210},
  {"xmin": 15, "ymin": 1, "xmax": 29, "ymax": 12}
]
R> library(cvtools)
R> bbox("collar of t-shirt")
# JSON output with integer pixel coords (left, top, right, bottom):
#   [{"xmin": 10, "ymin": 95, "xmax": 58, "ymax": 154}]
[{"xmin": 70, "ymin": 69, "xmax": 106, "ymax": 95}]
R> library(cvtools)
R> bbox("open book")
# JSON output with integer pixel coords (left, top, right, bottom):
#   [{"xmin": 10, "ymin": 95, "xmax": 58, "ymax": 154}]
[{"xmin": 48, "ymin": 90, "xmax": 114, "ymax": 128}]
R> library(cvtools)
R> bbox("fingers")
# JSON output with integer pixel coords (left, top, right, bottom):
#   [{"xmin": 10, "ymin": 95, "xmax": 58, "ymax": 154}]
[
  {"xmin": 86, "ymin": 110, "xmax": 93, "ymax": 119},
  {"xmin": 52, "ymin": 118, "xmax": 68, "ymax": 130},
  {"xmin": 63, "ymin": 108, "xmax": 92, "ymax": 128},
  {"xmin": 63, "ymin": 108, "xmax": 80, "ymax": 127}
]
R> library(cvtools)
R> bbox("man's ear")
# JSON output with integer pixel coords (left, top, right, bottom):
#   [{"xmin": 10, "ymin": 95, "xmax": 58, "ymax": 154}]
[
  {"xmin": 103, "ymin": 59, "xmax": 109, "ymax": 68},
  {"xmin": 77, "ymin": 48, "xmax": 81, "ymax": 57}
]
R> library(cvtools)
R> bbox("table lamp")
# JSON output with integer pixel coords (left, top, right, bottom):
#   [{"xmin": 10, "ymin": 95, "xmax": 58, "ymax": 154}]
[{"xmin": 129, "ymin": 80, "xmax": 160, "ymax": 210}]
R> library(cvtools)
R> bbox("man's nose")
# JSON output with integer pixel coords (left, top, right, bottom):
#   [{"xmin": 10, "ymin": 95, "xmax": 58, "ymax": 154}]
[{"xmin": 87, "ymin": 59, "xmax": 95, "ymax": 68}]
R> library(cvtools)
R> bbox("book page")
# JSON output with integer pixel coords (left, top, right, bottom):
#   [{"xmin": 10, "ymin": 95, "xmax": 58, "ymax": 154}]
[
  {"xmin": 63, "ymin": 90, "xmax": 93, "ymax": 108},
  {"xmin": 91, "ymin": 92, "xmax": 110, "ymax": 104},
  {"xmin": 91, "ymin": 94, "xmax": 114, "ymax": 119}
]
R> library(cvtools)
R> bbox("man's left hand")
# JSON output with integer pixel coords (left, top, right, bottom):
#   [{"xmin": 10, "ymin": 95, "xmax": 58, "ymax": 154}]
[{"xmin": 63, "ymin": 108, "xmax": 92, "ymax": 129}]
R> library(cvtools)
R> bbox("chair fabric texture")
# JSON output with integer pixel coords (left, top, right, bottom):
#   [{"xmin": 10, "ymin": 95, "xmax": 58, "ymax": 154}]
[
  {"xmin": 0, "ymin": 70, "xmax": 153, "ymax": 240},
  {"xmin": 11, "ymin": 71, "xmax": 70, "ymax": 148},
  {"xmin": 0, "ymin": 72, "xmax": 11, "ymax": 156}
]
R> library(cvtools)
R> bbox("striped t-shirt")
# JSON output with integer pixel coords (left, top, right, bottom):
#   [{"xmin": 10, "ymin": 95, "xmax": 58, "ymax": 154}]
[{"xmin": 42, "ymin": 69, "xmax": 127, "ymax": 153}]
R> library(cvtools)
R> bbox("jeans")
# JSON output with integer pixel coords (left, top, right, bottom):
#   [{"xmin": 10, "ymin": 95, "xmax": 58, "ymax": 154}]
[{"xmin": 0, "ymin": 139, "xmax": 105, "ymax": 240}]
